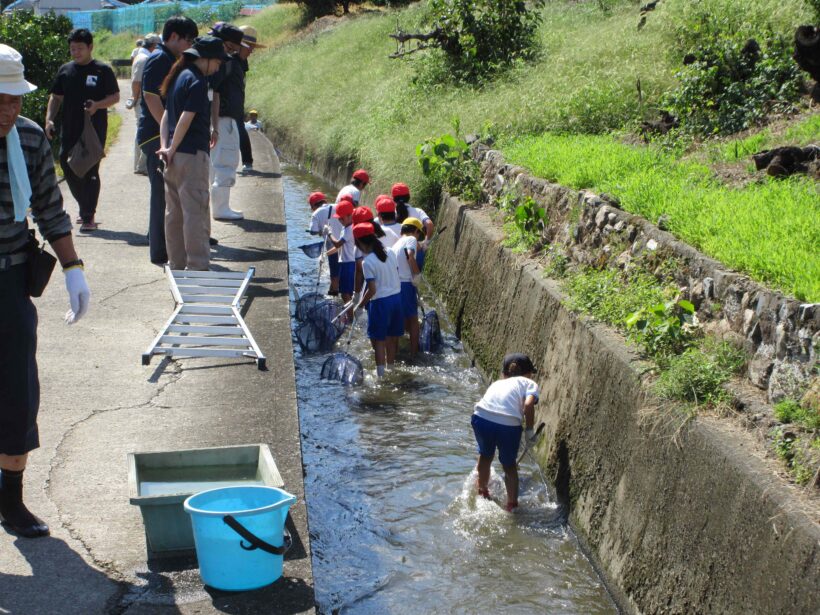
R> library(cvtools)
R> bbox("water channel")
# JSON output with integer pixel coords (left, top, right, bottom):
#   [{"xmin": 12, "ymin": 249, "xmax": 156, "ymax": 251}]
[{"xmin": 283, "ymin": 164, "xmax": 618, "ymax": 614}]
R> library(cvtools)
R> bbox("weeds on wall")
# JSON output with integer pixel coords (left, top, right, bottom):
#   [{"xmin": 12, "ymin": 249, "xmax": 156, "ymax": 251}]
[
  {"xmin": 495, "ymin": 190, "xmax": 548, "ymax": 252},
  {"xmin": 416, "ymin": 127, "xmax": 482, "ymax": 203},
  {"xmin": 771, "ymin": 427, "xmax": 820, "ymax": 485}
]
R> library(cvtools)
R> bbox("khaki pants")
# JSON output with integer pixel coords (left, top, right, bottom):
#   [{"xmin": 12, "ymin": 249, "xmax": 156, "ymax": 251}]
[
  {"xmin": 133, "ymin": 104, "xmax": 147, "ymax": 174},
  {"xmin": 164, "ymin": 150, "xmax": 211, "ymax": 271}
]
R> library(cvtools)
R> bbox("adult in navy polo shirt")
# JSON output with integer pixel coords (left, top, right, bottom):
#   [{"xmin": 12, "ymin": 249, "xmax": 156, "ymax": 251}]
[
  {"xmin": 137, "ymin": 16, "xmax": 198, "ymax": 265},
  {"xmin": 45, "ymin": 28, "xmax": 119, "ymax": 232}
]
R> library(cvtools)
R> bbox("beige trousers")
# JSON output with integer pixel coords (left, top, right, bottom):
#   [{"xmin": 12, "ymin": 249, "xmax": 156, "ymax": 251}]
[{"xmin": 164, "ymin": 149, "xmax": 211, "ymax": 271}]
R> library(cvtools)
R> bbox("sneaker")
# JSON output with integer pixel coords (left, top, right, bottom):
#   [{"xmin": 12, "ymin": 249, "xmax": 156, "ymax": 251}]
[
  {"xmin": 241, "ymin": 164, "xmax": 253, "ymax": 173},
  {"xmin": 79, "ymin": 221, "xmax": 99, "ymax": 232},
  {"xmin": 213, "ymin": 208, "xmax": 243, "ymax": 221}
]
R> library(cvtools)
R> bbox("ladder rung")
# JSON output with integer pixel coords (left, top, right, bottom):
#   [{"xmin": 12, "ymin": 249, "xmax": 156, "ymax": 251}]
[
  {"xmin": 175, "ymin": 315, "xmax": 238, "ymax": 324},
  {"xmin": 160, "ymin": 335, "xmax": 251, "ymax": 347},
  {"xmin": 179, "ymin": 304, "xmax": 234, "ymax": 314},
  {"xmin": 154, "ymin": 347, "xmax": 257, "ymax": 359},
  {"xmin": 177, "ymin": 286, "xmax": 238, "ymax": 296},
  {"xmin": 181, "ymin": 294, "xmax": 235, "ymax": 304},
  {"xmin": 174, "ymin": 278, "xmax": 244, "ymax": 288},
  {"xmin": 168, "ymin": 324, "xmax": 242, "ymax": 334},
  {"xmin": 171, "ymin": 270, "xmax": 248, "ymax": 280}
]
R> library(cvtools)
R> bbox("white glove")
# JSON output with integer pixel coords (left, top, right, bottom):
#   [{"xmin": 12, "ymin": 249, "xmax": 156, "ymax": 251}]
[
  {"xmin": 322, "ymin": 224, "xmax": 331, "ymax": 238},
  {"xmin": 125, "ymin": 98, "xmax": 135, "ymax": 110},
  {"xmin": 418, "ymin": 239, "xmax": 429, "ymax": 251},
  {"xmin": 411, "ymin": 273, "xmax": 421, "ymax": 288},
  {"xmin": 64, "ymin": 267, "xmax": 90, "ymax": 324},
  {"xmin": 525, "ymin": 428, "xmax": 535, "ymax": 443}
]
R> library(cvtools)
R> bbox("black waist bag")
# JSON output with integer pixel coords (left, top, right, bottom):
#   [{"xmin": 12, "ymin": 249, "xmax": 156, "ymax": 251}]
[{"xmin": 27, "ymin": 230, "xmax": 57, "ymax": 297}]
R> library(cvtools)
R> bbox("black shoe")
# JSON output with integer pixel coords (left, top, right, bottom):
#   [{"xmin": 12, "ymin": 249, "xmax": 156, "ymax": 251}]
[{"xmin": 209, "ymin": 237, "xmax": 219, "ymax": 246}]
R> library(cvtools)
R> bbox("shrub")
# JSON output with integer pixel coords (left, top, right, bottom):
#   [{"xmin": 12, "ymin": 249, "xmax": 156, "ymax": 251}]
[
  {"xmin": 497, "ymin": 191, "xmax": 547, "ymax": 252},
  {"xmin": 774, "ymin": 398, "xmax": 820, "ymax": 430},
  {"xmin": 416, "ymin": 129, "xmax": 482, "ymax": 202},
  {"xmin": 422, "ymin": 0, "xmax": 543, "ymax": 82},
  {"xmin": 626, "ymin": 299, "xmax": 697, "ymax": 360},
  {"xmin": 0, "ymin": 11, "xmax": 72, "ymax": 129},
  {"xmin": 654, "ymin": 340, "xmax": 744, "ymax": 406}
]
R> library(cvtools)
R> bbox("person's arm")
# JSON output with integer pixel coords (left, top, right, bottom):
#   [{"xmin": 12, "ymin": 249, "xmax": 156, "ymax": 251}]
[
  {"xmin": 210, "ymin": 91, "xmax": 220, "ymax": 148},
  {"xmin": 158, "ymin": 110, "xmax": 195, "ymax": 165},
  {"xmin": 144, "ymin": 92, "xmax": 164, "ymax": 125},
  {"xmin": 354, "ymin": 259, "xmax": 364, "ymax": 293},
  {"xmin": 523, "ymin": 395, "xmax": 536, "ymax": 431},
  {"xmin": 355, "ymin": 279, "xmax": 376, "ymax": 312},
  {"xmin": 130, "ymin": 79, "xmax": 141, "ymax": 102},
  {"xmin": 44, "ymin": 94, "xmax": 63, "ymax": 140},
  {"xmin": 423, "ymin": 219, "xmax": 434, "ymax": 242},
  {"xmin": 86, "ymin": 92, "xmax": 120, "ymax": 116},
  {"xmin": 159, "ymin": 110, "xmax": 169, "ymax": 150}
]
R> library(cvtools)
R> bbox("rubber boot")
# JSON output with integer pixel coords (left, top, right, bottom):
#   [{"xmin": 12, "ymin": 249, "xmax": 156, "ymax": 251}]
[{"xmin": 0, "ymin": 469, "xmax": 49, "ymax": 538}]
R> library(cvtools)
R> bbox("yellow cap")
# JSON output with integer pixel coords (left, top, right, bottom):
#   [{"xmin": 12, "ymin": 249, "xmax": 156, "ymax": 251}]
[{"xmin": 402, "ymin": 217, "xmax": 423, "ymax": 233}]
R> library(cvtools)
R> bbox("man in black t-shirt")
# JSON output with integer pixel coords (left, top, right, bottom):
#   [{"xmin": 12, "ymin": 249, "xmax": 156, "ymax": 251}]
[
  {"xmin": 136, "ymin": 16, "xmax": 198, "ymax": 265},
  {"xmin": 46, "ymin": 29, "xmax": 119, "ymax": 233}
]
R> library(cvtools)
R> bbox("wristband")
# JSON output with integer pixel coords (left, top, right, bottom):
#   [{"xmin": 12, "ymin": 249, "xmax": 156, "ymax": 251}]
[{"xmin": 62, "ymin": 258, "xmax": 84, "ymax": 272}]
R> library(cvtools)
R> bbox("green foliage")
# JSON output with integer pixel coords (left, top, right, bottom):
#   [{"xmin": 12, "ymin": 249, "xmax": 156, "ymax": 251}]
[
  {"xmin": 416, "ymin": 129, "xmax": 482, "ymax": 202},
  {"xmin": 424, "ymin": 0, "xmax": 543, "ymax": 82},
  {"xmin": 0, "ymin": 11, "xmax": 72, "ymax": 128},
  {"xmin": 501, "ymin": 133, "xmax": 820, "ymax": 302},
  {"xmin": 626, "ymin": 299, "xmax": 696, "ymax": 360},
  {"xmin": 663, "ymin": 37, "xmax": 804, "ymax": 136},
  {"xmin": 774, "ymin": 398, "xmax": 820, "ymax": 430},
  {"xmin": 654, "ymin": 339, "xmax": 745, "ymax": 406},
  {"xmin": 496, "ymin": 191, "xmax": 547, "ymax": 251},
  {"xmin": 809, "ymin": 0, "xmax": 820, "ymax": 21},
  {"xmin": 771, "ymin": 428, "xmax": 819, "ymax": 485},
  {"xmin": 563, "ymin": 267, "xmax": 672, "ymax": 327}
]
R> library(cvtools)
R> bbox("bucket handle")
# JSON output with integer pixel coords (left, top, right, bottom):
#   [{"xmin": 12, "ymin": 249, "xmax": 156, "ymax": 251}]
[{"xmin": 222, "ymin": 514, "xmax": 292, "ymax": 556}]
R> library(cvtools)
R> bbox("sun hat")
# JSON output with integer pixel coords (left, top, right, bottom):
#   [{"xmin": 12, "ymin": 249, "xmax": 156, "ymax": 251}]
[
  {"xmin": 308, "ymin": 191, "xmax": 326, "ymax": 207},
  {"xmin": 333, "ymin": 200, "xmax": 354, "ymax": 218},
  {"xmin": 402, "ymin": 217, "xmax": 423, "ymax": 233},
  {"xmin": 0, "ymin": 45, "xmax": 37, "ymax": 96},
  {"xmin": 375, "ymin": 197, "xmax": 396, "ymax": 213},
  {"xmin": 352, "ymin": 222, "xmax": 375, "ymax": 240},
  {"xmin": 209, "ymin": 23, "xmax": 248, "ymax": 48},
  {"xmin": 391, "ymin": 182, "xmax": 410, "ymax": 198},
  {"xmin": 352, "ymin": 206, "xmax": 375, "ymax": 224},
  {"xmin": 352, "ymin": 169, "xmax": 370, "ymax": 184},
  {"xmin": 143, "ymin": 33, "xmax": 161, "ymax": 47},
  {"xmin": 502, "ymin": 353, "xmax": 537, "ymax": 376},
  {"xmin": 183, "ymin": 36, "xmax": 230, "ymax": 60},
  {"xmin": 239, "ymin": 25, "xmax": 267, "ymax": 48}
]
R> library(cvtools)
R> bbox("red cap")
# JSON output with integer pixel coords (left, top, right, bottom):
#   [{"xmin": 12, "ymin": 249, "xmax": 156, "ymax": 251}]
[
  {"xmin": 308, "ymin": 191, "xmax": 327, "ymax": 207},
  {"xmin": 352, "ymin": 169, "xmax": 370, "ymax": 184},
  {"xmin": 352, "ymin": 222, "xmax": 375, "ymax": 240},
  {"xmin": 338, "ymin": 193, "xmax": 355, "ymax": 204},
  {"xmin": 352, "ymin": 206, "xmax": 374, "ymax": 224},
  {"xmin": 376, "ymin": 197, "xmax": 396, "ymax": 213},
  {"xmin": 333, "ymin": 200, "xmax": 354, "ymax": 218},
  {"xmin": 391, "ymin": 182, "xmax": 410, "ymax": 198}
]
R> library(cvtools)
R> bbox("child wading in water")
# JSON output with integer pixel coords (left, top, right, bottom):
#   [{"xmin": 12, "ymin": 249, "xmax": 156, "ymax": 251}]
[
  {"xmin": 326, "ymin": 198, "xmax": 355, "ymax": 303},
  {"xmin": 390, "ymin": 217, "xmax": 425, "ymax": 354},
  {"xmin": 472, "ymin": 353, "xmax": 539, "ymax": 512},
  {"xmin": 352, "ymin": 222, "xmax": 404, "ymax": 378}
]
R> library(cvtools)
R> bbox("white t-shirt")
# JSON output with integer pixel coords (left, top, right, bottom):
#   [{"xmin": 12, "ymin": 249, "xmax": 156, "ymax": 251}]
[
  {"xmin": 336, "ymin": 184, "xmax": 361, "ymax": 205},
  {"xmin": 362, "ymin": 250, "xmax": 401, "ymax": 300},
  {"xmin": 473, "ymin": 376, "xmax": 539, "ymax": 427},
  {"xmin": 310, "ymin": 204, "xmax": 334, "ymax": 248},
  {"xmin": 379, "ymin": 225, "xmax": 400, "ymax": 249},
  {"xmin": 406, "ymin": 204, "xmax": 431, "ymax": 224},
  {"xmin": 382, "ymin": 221, "xmax": 402, "ymax": 238},
  {"xmin": 390, "ymin": 235, "xmax": 418, "ymax": 282},
  {"xmin": 131, "ymin": 48, "xmax": 151, "ymax": 83},
  {"xmin": 338, "ymin": 224, "xmax": 357, "ymax": 263}
]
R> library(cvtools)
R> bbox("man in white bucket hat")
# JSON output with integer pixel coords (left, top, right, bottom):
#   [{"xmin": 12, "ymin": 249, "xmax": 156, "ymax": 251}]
[{"xmin": 0, "ymin": 43, "xmax": 90, "ymax": 538}]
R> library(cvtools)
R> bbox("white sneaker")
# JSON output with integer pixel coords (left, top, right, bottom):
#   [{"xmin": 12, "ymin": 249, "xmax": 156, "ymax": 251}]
[{"xmin": 213, "ymin": 208, "xmax": 244, "ymax": 221}]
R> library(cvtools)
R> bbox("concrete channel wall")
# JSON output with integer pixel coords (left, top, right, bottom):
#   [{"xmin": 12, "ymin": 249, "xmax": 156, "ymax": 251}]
[{"xmin": 424, "ymin": 196, "xmax": 820, "ymax": 615}]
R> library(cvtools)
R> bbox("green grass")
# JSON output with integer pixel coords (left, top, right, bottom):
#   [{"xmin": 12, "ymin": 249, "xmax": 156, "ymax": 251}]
[
  {"xmin": 501, "ymin": 133, "xmax": 820, "ymax": 302},
  {"xmin": 774, "ymin": 398, "xmax": 820, "ymax": 431},
  {"xmin": 106, "ymin": 109, "xmax": 123, "ymax": 151},
  {"xmin": 93, "ymin": 30, "xmax": 140, "ymax": 63}
]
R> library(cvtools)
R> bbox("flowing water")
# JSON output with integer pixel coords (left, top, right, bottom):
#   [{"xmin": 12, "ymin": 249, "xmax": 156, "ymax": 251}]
[{"xmin": 283, "ymin": 165, "xmax": 617, "ymax": 614}]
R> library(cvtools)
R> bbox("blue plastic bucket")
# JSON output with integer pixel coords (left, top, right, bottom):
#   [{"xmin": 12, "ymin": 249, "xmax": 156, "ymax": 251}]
[{"xmin": 184, "ymin": 485, "xmax": 296, "ymax": 591}]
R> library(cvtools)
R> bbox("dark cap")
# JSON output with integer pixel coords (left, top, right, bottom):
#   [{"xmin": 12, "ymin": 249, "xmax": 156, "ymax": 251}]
[
  {"xmin": 182, "ymin": 36, "xmax": 230, "ymax": 61},
  {"xmin": 209, "ymin": 22, "xmax": 247, "ymax": 47},
  {"xmin": 502, "ymin": 353, "xmax": 537, "ymax": 376}
]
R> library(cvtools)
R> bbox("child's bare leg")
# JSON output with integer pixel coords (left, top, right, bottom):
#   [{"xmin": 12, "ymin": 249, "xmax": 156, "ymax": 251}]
[
  {"xmin": 502, "ymin": 464, "xmax": 519, "ymax": 509},
  {"xmin": 476, "ymin": 455, "xmax": 493, "ymax": 496},
  {"xmin": 406, "ymin": 317, "xmax": 419, "ymax": 354},
  {"xmin": 386, "ymin": 336, "xmax": 399, "ymax": 364},
  {"xmin": 329, "ymin": 276, "xmax": 339, "ymax": 293},
  {"xmin": 371, "ymin": 339, "xmax": 387, "ymax": 377}
]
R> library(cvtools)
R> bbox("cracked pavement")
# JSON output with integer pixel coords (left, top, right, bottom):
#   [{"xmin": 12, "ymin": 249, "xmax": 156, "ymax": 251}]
[{"xmin": 0, "ymin": 84, "xmax": 314, "ymax": 614}]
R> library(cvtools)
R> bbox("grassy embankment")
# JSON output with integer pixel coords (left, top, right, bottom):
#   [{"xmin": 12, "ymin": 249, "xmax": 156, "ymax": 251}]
[{"xmin": 240, "ymin": 1, "xmax": 818, "ymax": 303}]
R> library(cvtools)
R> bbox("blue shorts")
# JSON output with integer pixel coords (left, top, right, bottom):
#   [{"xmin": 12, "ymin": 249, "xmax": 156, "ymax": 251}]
[
  {"xmin": 366, "ymin": 293, "xmax": 404, "ymax": 341},
  {"xmin": 339, "ymin": 261, "xmax": 355, "ymax": 294},
  {"xmin": 328, "ymin": 252, "xmax": 340, "ymax": 278},
  {"xmin": 471, "ymin": 414, "xmax": 522, "ymax": 467},
  {"xmin": 399, "ymin": 282, "xmax": 417, "ymax": 319},
  {"xmin": 416, "ymin": 248, "xmax": 426, "ymax": 271}
]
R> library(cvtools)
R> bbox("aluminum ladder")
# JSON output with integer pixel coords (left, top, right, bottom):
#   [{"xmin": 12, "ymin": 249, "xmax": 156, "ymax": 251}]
[{"xmin": 142, "ymin": 267, "xmax": 266, "ymax": 370}]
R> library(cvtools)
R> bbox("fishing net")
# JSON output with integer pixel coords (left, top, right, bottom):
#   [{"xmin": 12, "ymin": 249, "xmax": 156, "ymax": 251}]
[
  {"xmin": 299, "ymin": 241, "xmax": 324, "ymax": 259},
  {"xmin": 419, "ymin": 308, "xmax": 443, "ymax": 353},
  {"xmin": 320, "ymin": 351, "xmax": 364, "ymax": 386},
  {"xmin": 294, "ymin": 300, "xmax": 346, "ymax": 352},
  {"xmin": 295, "ymin": 292, "xmax": 327, "ymax": 322}
]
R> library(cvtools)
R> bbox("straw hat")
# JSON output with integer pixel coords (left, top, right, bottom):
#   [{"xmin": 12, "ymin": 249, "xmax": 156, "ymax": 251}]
[
  {"xmin": 0, "ymin": 44, "xmax": 37, "ymax": 96},
  {"xmin": 239, "ymin": 25, "xmax": 267, "ymax": 48}
]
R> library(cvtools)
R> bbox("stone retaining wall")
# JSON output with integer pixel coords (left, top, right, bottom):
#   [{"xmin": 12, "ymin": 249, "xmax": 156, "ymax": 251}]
[
  {"xmin": 425, "ymin": 195, "xmax": 820, "ymax": 615},
  {"xmin": 473, "ymin": 144, "xmax": 819, "ymax": 403}
]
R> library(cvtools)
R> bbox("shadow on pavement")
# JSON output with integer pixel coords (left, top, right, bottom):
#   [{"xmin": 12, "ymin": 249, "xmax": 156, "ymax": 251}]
[
  {"xmin": 210, "ymin": 245, "xmax": 287, "ymax": 263},
  {"xmin": 83, "ymin": 228, "xmax": 150, "ymax": 247},
  {"xmin": 205, "ymin": 576, "xmax": 315, "ymax": 615},
  {"xmin": 230, "ymin": 218, "xmax": 287, "ymax": 234}
]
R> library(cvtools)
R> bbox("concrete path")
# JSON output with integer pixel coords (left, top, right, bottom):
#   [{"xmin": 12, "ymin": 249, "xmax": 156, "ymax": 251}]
[{"xmin": 0, "ymin": 85, "xmax": 314, "ymax": 614}]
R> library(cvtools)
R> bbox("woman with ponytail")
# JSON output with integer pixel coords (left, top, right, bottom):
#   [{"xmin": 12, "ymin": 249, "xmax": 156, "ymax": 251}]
[
  {"xmin": 352, "ymin": 222, "xmax": 404, "ymax": 378},
  {"xmin": 157, "ymin": 36, "xmax": 226, "ymax": 270}
]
